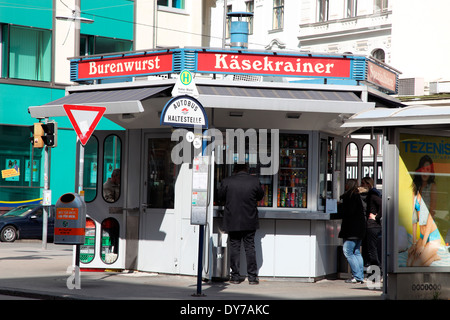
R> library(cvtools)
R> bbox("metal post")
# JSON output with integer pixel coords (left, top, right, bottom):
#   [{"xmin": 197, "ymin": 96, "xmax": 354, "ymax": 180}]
[
  {"xmin": 74, "ymin": 139, "xmax": 84, "ymax": 286},
  {"xmin": 222, "ymin": 0, "xmax": 228, "ymax": 48},
  {"xmin": 192, "ymin": 132, "xmax": 209, "ymax": 297},
  {"xmin": 195, "ymin": 225, "xmax": 205, "ymax": 296},
  {"xmin": 42, "ymin": 117, "xmax": 49, "ymax": 249}
]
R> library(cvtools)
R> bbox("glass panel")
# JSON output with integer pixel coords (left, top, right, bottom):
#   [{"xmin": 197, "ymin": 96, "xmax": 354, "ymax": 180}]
[
  {"xmin": 9, "ymin": 26, "xmax": 51, "ymax": 81},
  {"xmin": 94, "ymin": 37, "xmax": 132, "ymax": 55},
  {"xmin": 146, "ymin": 138, "xmax": 178, "ymax": 208},
  {"xmin": 80, "ymin": 218, "xmax": 96, "ymax": 264},
  {"xmin": 83, "ymin": 136, "xmax": 98, "ymax": 202},
  {"xmin": 173, "ymin": 0, "xmax": 185, "ymax": 9},
  {"xmin": 101, "ymin": 218, "xmax": 119, "ymax": 264},
  {"xmin": 278, "ymin": 133, "xmax": 308, "ymax": 208},
  {"xmin": 273, "ymin": 0, "xmax": 284, "ymax": 29},
  {"xmin": 0, "ymin": 125, "xmax": 42, "ymax": 202},
  {"xmin": 103, "ymin": 135, "xmax": 121, "ymax": 203},
  {"xmin": 362, "ymin": 143, "xmax": 375, "ymax": 180},
  {"xmin": 345, "ymin": 142, "xmax": 359, "ymax": 183},
  {"xmin": 213, "ymin": 130, "xmax": 274, "ymax": 207}
]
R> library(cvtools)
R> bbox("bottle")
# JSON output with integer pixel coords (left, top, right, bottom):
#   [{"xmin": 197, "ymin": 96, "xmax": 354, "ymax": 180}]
[
  {"xmin": 277, "ymin": 189, "xmax": 280, "ymax": 207},
  {"xmin": 302, "ymin": 193, "xmax": 307, "ymax": 208},
  {"xmin": 290, "ymin": 191, "xmax": 295, "ymax": 208},
  {"xmin": 280, "ymin": 188, "xmax": 285, "ymax": 207},
  {"xmin": 264, "ymin": 185, "xmax": 269, "ymax": 207}
]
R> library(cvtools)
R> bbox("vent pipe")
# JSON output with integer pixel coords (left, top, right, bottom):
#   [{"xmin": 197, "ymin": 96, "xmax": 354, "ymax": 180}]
[{"xmin": 227, "ymin": 12, "xmax": 253, "ymax": 49}]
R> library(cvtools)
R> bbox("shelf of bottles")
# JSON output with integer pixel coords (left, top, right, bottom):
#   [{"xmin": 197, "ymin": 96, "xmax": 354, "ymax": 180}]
[{"xmin": 277, "ymin": 134, "xmax": 308, "ymax": 208}]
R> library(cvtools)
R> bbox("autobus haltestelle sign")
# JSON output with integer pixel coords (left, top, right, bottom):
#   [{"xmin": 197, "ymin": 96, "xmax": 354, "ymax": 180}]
[{"xmin": 160, "ymin": 95, "xmax": 208, "ymax": 129}]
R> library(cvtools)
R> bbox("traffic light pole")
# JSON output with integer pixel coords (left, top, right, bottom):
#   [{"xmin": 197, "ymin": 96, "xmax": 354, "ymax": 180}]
[{"xmin": 42, "ymin": 117, "xmax": 50, "ymax": 249}]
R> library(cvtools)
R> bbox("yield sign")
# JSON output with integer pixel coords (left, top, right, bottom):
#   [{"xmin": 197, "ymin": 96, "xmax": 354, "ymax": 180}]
[{"xmin": 63, "ymin": 104, "xmax": 106, "ymax": 146}]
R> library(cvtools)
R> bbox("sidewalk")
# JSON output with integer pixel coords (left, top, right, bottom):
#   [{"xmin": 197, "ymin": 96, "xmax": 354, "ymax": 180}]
[{"xmin": 0, "ymin": 241, "xmax": 383, "ymax": 301}]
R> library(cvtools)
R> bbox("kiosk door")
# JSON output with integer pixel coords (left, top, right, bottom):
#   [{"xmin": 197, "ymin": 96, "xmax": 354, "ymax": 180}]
[
  {"xmin": 79, "ymin": 130, "xmax": 126, "ymax": 270},
  {"xmin": 318, "ymin": 134, "xmax": 343, "ymax": 212}
]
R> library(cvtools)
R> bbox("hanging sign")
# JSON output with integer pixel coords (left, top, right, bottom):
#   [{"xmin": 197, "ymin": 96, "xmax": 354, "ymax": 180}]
[
  {"xmin": 160, "ymin": 95, "xmax": 208, "ymax": 129},
  {"xmin": 172, "ymin": 70, "xmax": 199, "ymax": 98},
  {"xmin": 196, "ymin": 51, "xmax": 352, "ymax": 78},
  {"xmin": 75, "ymin": 51, "xmax": 173, "ymax": 81},
  {"xmin": 64, "ymin": 104, "xmax": 106, "ymax": 146}
]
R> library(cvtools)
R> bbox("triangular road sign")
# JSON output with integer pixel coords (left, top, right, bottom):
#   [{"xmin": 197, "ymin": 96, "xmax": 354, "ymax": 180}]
[{"xmin": 63, "ymin": 104, "xmax": 106, "ymax": 146}]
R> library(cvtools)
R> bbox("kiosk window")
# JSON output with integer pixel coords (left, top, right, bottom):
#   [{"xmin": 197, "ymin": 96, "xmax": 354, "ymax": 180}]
[
  {"xmin": 278, "ymin": 133, "xmax": 308, "ymax": 208},
  {"xmin": 80, "ymin": 218, "xmax": 96, "ymax": 264},
  {"xmin": 213, "ymin": 130, "xmax": 275, "ymax": 207},
  {"xmin": 101, "ymin": 218, "xmax": 119, "ymax": 264},
  {"xmin": 146, "ymin": 138, "xmax": 178, "ymax": 208},
  {"xmin": 102, "ymin": 135, "xmax": 122, "ymax": 203},
  {"xmin": 83, "ymin": 136, "xmax": 98, "ymax": 202}
]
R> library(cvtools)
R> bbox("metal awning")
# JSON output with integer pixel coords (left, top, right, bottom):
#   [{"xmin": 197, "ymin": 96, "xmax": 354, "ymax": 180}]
[
  {"xmin": 341, "ymin": 105, "xmax": 450, "ymax": 128},
  {"xmin": 195, "ymin": 81, "xmax": 375, "ymax": 114},
  {"xmin": 28, "ymin": 84, "xmax": 172, "ymax": 118}
]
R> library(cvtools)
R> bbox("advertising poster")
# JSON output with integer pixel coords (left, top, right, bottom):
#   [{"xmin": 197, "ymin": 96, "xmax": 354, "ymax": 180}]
[
  {"xmin": 398, "ymin": 133, "xmax": 450, "ymax": 269},
  {"xmin": 5, "ymin": 159, "xmax": 20, "ymax": 182}
]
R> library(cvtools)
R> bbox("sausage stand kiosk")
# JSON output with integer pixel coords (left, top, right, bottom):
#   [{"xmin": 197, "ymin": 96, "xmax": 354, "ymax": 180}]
[{"xmin": 29, "ymin": 47, "xmax": 404, "ymax": 283}]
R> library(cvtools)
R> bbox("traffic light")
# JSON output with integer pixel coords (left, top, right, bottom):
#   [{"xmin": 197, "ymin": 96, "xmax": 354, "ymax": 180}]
[
  {"xmin": 30, "ymin": 123, "xmax": 44, "ymax": 148},
  {"xmin": 41, "ymin": 121, "xmax": 57, "ymax": 147}
]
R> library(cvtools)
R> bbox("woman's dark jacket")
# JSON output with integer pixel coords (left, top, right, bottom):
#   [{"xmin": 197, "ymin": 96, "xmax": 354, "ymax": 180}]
[{"xmin": 338, "ymin": 191, "xmax": 366, "ymax": 239}]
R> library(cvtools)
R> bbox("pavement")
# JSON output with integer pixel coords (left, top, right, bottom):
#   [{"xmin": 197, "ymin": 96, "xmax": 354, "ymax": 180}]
[{"xmin": 0, "ymin": 241, "xmax": 384, "ymax": 303}]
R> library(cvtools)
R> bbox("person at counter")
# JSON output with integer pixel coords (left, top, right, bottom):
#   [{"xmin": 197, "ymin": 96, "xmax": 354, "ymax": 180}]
[
  {"xmin": 218, "ymin": 163, "xmax": 264, "ymax": 285},
  {"xmin": 339, "ymin": 179, "xmax": 366, "ymax": 284}
]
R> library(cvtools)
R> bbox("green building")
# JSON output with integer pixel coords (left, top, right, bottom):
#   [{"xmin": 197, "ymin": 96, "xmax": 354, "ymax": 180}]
[{"xmin": 0, "ymin": 0, "xmax": 133, "ymax": 210}]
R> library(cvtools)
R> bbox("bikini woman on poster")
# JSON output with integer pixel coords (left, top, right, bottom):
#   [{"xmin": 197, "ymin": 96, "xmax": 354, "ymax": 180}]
[{"xmin": 407, "ymin": 155, "xmax": 441, "ymax": 267}]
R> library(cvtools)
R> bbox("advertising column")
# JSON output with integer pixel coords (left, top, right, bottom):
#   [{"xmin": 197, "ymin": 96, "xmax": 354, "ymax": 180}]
[{"xmin": 395, "ymin": 132, "xmax": 450, "ymax": 299}]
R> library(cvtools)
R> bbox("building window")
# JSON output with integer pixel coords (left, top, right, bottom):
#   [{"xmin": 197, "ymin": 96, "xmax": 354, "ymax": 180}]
[
  {"xmin": 0, "ymin": 125, "xmax": 43, "ymax": 203},
  {"xmin": 272, "ymin": 0, "xmax": 284, "ymax": 30},
  {"xmin": 372, "ymin": 48, "xmax": 386, "ymax": 62},
  {"xmin": 246, "ymin": 1, "xmax": 254, "ymax": 35},
  {"xmin": 318, "ymin": 0, "xmax": 329, "ymax": 22},
  {"xmin": 374, "ymin": 0, "xmax": 388, "ymax": 13},
  {"xmin": 80, "ymin": 35, "xmax": 132, "ymax": 56},
  {"xmin": 157, "ymin": 0, "xmax": 185, "ymax": 10},
  {"xmin": 346, "ymin": 0, "xmax": 358, "ymax": 18},
  {"xmin": 1, "ymin": 25, "xmax": 51, "ymax": 82}
]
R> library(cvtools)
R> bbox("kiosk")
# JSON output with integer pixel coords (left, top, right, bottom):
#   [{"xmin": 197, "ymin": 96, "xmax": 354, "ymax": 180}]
[
  {"xmin": 343, "ymin": 107, "xmax": 450, "ymax": 299},
  {"xmin": 29, "ymin": 47, "xmax": 403, "ymax": 282}
]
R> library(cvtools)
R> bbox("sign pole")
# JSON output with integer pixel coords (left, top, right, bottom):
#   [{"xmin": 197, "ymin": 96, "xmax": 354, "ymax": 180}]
[{"xmin": 42, "ymin": 117, "xmax": 49, "ymax": 249}]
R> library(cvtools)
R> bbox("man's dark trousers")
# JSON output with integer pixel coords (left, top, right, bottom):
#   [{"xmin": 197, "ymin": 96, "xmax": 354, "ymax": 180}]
[{"xmin": 229, "ymin": 230, "xmax": 257, "ymax": 281}]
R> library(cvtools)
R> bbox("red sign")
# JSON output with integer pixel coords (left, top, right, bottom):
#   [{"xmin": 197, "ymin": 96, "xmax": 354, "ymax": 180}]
[
  {"xmin": 367, "ymin": 61, "xmax": 397, "ymax": 93},
  {"xmin": 197, "ymin": 52, "xmax": 351, "ymax": 78},
  {"xmin": 63, "ymin": 104, "xmax": 106, "ymax": 146},
  {"xmin": 77, "ymin": 52, "xmax": 173, "ymax": 80}
]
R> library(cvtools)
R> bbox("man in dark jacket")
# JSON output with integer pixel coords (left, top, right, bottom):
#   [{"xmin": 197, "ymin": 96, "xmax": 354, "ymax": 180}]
[{"xmin": 217, "ymin": 163, "xmax": 264, "ymax": 285}]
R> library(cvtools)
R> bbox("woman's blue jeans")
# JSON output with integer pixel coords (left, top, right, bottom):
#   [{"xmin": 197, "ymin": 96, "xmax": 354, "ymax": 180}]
[{"xmin": 343, "ymin": 239, "xmax": 364, "ymax": 281}]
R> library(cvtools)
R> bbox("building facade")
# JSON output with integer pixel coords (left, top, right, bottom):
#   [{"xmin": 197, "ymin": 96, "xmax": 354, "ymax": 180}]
[{"xmin": 0, "ymin": 0, "xmax": 210, "ymax": 209}]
